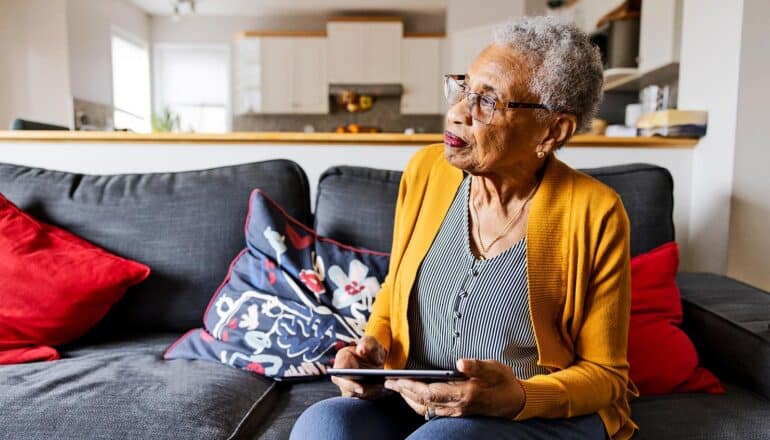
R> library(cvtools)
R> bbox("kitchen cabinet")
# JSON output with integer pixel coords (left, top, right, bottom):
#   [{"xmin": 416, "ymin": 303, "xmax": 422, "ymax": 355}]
[
  {"xmin": 233, "ymin": 35, "xmax": 328, "ymax": 115},
  {"xmin": 327, "ymin": 20, "xmax": 402, "ymax": 84},
  {"xmin": 638, "ymin": 0, "xmax": 683, "ymax": 72},
  {"xmin": 401, "ymin": 37, "xmax": 444, "ymax": 114}
]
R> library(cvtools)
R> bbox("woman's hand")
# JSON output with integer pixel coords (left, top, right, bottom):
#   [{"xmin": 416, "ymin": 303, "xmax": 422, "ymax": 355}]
[
  {"xmin": 384, "ymin": 359, "xmax": 526, "ymax": 419},
  {"xmin": 330, "ymin": 336, "xmax": 388, "ymax": 400}
]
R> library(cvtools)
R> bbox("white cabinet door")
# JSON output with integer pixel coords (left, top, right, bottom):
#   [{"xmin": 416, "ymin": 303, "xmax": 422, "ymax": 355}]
[
  {"xmin": 232, "ymin": 37, "xmax": 263, "ymax": 115},
  {"xmin": 293, "ymin": 38, "xmax": 328, "ymax": 113},
  {"xmin": 401, "ymin": 37, "xmax": 443, "ymax": 114},
  {"xmin": 361, "ymin": 22, "xmax": 403, "ymax": 83},
  {"xmin": 328, "ymin": 21, "xmax": 402, "ymax": 83},
  {"xmin": 327, "ymin": 22, "xmax": 364, "ymax": 83},
  {"xmin": 261, "ymin": 37, "xmax": 294, "ymax": 113},
  {"xmin": 639, "ymin": 0, "xmax": 683, "ymax": 72}
]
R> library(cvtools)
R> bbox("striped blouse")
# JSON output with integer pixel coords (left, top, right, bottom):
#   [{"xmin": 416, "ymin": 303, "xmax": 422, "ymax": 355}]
[{"xmin": 405, "ymin": 175, "xmax": 549, "ymax": 380}]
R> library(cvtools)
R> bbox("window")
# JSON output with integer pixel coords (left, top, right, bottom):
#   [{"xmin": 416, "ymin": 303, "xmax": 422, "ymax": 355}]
[
  {"xmin": 111, "ymin": 30, "xmax": 151, "ymax": 132},
  {"xmin": 154, "ymin": 45, "xmax": 229, "ymax": 133}
]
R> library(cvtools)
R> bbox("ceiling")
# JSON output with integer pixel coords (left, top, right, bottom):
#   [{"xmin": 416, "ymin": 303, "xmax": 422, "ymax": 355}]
[{"xmin": 128, "ymin": 0, "xmax": 448, "ymax": 16}]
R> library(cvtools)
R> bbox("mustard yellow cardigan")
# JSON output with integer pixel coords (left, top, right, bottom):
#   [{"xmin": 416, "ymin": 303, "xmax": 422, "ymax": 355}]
[{"xmin": 365, "ymin": 144, "xmax": 639, "ymax": 439}]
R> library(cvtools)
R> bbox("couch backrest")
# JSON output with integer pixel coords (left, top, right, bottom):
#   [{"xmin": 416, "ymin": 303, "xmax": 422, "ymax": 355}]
[
  {"xmin": 0, "ymin": 160, "xmax": 311, "ymax": 335},
  {"xmin": 315, "ymin": 162, "xmax": 674, "ymax": 258}
]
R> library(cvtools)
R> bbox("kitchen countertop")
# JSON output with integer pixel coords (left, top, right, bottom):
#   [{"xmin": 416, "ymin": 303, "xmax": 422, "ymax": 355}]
[{"xmin": 0, "ymin": 131, "xmax": 699, "ymax": 148}]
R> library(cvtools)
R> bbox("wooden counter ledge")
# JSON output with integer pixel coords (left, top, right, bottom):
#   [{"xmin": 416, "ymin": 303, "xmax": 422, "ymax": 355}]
[{"xmin": 0, "ymin": 131, "xmax": 699, "ymax": 148}]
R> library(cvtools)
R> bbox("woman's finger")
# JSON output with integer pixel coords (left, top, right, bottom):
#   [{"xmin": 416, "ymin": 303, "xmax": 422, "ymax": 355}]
[
  {"xmin": 357, "ymin": 384, "xmax": 387, "ymax": 400},
  {"xmin": 401, "ymin": 391, "xmax": 462, "ymax": 418},
  {"xmin": 331, "ymin": 376, "xmax": 363, "ymax": 395},
  {"xmin": 456, "ymin": 358, "xmax": 509, "ymax": 382},
  {"xmin": 425, "ymin": 381, "xmax": 466, "ymax": 405},
  {"xmin": 356, "ymin": 336, "xmax": 385, "ymax": 365}
]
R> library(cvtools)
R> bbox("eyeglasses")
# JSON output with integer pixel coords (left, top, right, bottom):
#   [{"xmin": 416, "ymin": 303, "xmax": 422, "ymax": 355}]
[{"xmin": 443, "ymin": 74, "xmax": 550, "ymax": 124}]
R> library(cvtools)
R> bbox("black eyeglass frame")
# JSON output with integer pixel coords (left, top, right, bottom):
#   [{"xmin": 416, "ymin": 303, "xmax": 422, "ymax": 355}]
[{"xmin": 443, "ymin": 74, "xmax": 551, "ymax": 122}]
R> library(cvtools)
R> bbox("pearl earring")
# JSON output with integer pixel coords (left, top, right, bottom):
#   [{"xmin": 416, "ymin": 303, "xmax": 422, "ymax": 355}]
[{"xmin": 537, "ymin": 151, "xmax": 545, "ymax": 159}]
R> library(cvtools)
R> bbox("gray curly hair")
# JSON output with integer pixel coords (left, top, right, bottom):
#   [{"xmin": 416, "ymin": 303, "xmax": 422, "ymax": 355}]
[{"xmin": 493, "ymin": 16, "xmax": 604, "ymax": 133}]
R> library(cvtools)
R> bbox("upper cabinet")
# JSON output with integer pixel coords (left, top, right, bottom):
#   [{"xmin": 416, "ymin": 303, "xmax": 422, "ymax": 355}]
[
  {"xmin": 638, "ymin": 0, "xmax": 683, "ymax": 72},
  {"xmin": 401, "ymin": 37, "xmax": 444, "ymax": 114},
  {"xmin": 233, "ymin": 35, "xmax": 328, "ymax": 115},
  {"xmin": 327, "ymin": 20, "xmax": 403, "ymax": 84}
]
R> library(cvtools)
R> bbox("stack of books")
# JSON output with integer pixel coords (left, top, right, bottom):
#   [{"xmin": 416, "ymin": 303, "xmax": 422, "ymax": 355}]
[{"xmin": 636, "ymin": 110, "xmax": 708, "ymax": 137}]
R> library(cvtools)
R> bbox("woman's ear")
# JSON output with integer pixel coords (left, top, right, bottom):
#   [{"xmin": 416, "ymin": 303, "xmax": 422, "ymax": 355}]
[{"xmin": 538, "ymin": 114, "xmax": 577, "ymax": 154}]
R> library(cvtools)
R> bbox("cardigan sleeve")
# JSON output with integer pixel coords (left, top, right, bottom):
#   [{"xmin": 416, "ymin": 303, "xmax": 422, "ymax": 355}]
[
  {"xmin": 515, "ymin": 197, "xmax": 636, "ymax": 420},
  {"xmin": 364, "ymin": 160, "xmax": 412, "ymax": 355}
]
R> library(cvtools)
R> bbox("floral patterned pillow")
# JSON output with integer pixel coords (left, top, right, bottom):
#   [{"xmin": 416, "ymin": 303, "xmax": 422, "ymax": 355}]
[{"xmin": 164, "ymin": 189, "xmax": 389, "ymax": 380}]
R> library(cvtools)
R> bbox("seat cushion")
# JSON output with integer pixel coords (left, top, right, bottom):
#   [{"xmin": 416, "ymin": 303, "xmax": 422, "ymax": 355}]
[
  {"xmin": 314, "ymin": 162, "xmax": 674, "ymax": 257},
  {"xmin": 253, "ymin": 379, "xmax": 340, "ymax": 439},
  {"xmin": 0, "ymin": 333, "xmax": 277, "ymax": 439},
  {"xmin": 0, "ymin": 160, "xmax": 311, "ymax": 335},
  {"xmin": 630, "ymin": 381, "xmax": 770, "ymax": 439}
]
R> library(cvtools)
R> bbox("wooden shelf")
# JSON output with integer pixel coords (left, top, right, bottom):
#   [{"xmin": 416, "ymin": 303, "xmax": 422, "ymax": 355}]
[
  {"xmin": 235, "ymin": 30, "xmax": 327, "ymax": 39},
  {"xmin": 0, "ymin": 131, "xmax": 698, "ymax": 148},
  {"xmin": 604, "ymin": 62, "xmax": 679, "ymax": 92}
]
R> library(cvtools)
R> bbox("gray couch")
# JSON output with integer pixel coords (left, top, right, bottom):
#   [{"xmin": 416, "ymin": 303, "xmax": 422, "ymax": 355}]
[{"xmin": 0, "ymin": 158, "xmax": 768, "ymax": 439}]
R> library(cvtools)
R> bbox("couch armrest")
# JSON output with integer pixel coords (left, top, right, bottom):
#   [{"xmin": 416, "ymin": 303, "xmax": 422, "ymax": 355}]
[{"xmin": 676, "ymin": 272, "xmax": 770, "ymax": 400}]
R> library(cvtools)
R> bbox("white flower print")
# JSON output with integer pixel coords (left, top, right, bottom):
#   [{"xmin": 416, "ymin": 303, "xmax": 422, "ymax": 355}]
[
  {"xmin": 327, "ymin": 259, "xmax": 381, "ymax": 309},
  {"xmin": 239, "ymin": 304, "xmax": 260, "ymax": 330},
  {"xmin": 263, "ymin": 226, "xmax": 287, "ymax": 261}
]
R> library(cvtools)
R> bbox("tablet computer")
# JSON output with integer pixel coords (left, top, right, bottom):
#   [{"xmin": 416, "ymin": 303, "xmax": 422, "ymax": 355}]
[{"xmin": 327, "ymin": 368, "xmax": 467, "ymax": 383}]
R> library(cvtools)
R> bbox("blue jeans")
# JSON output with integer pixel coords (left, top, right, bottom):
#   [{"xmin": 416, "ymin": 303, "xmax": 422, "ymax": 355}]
[{"xmin": 290, "ymin": 393, "xmax": 607, "ymax": 440}]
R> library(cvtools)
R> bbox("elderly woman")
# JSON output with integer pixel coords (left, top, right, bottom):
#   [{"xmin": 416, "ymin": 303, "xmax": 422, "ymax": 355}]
[{"xmin": 291, "ymin": 16, "xmax": 638, "ymax": 440}]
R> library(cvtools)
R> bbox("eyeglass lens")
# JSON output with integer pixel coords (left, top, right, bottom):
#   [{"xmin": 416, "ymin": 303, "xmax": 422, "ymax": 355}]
[{"xmin": 444, "ymin": 77, "xmax": 495, "ymax": 124}]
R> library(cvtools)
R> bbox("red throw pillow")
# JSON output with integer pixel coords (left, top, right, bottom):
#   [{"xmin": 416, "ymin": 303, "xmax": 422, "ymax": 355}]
[
  {"xmin": 628, "ymin": 241, "xmax": 725, "ymax": 395},
  {"xmin": 0, "ymin": 193, "xmax": 150, "ymax": 364}
]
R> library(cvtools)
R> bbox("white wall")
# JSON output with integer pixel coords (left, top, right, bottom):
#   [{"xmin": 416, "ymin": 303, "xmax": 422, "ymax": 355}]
[
  {"xmin": 677, "ymin": 0, "xmax": 744, "ymax": 273},
  {"xmin": 152, "ymin": 13, "xmax": 445, "ymax": 45},
  {"xmin": 445, "ymin": 0, "xmax": 526, "ymax": 74},
  {"xmin": 446, "ymin": 0, "xmax": 525, "ymax": 33},
  {"xmin": 0, "ymin": 0, "xmax": 72, "ymax": 128},
  {"xmin": 727, "ymin": 0, "xmax": 770, "ymax": 290},
  {"xmin": 152, "ymin": 15, "xmax": 323, "ymax": 44},
  {"xmin": 66, "ymin": 0, "xmax": 150, "ymax": 106}
]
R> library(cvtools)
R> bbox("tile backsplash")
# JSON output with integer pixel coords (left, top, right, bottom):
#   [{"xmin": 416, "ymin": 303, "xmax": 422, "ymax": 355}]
[{"xmin": 233, "ymin": 96, "xmax": 444, "ymax": 133}]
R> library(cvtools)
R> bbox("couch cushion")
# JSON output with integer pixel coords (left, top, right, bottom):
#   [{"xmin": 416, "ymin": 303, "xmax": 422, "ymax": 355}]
[
  {"xmin": 314, "ymin": 166, "xmax": 402, "ymax": 253},
  {"xmin": 630, "ymin": 381, "xmax": 770, "ymax": 439},
  {"xmin": 677, "ymin": 272, "xmax": 770, "ymax": 400},
  {"xmin": 0, "ymin": 332, "xmax": 278, "ymax": 440},
  {"xmin": 253, "ymin": 379, "xmax": 340, "ymax": 439},
  {"xmin": 314, "ymin": 162, "xmax": 674, "ymax": 257},
  {"xmin": 0, "ymin": 161, "xmax": 311, "ymax": 334},
  {"xmin": 584, "ymin": 163, "xmax": 675, "ymax": 257}
]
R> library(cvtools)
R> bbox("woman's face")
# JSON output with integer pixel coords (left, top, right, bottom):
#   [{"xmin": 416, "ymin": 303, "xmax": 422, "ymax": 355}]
[{"xmin": 443, "ymin": 44, "xmax": 550, "ymax": 176}]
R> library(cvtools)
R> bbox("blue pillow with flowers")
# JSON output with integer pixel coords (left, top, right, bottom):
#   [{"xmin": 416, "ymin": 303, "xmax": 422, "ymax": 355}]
[{"xmin": 164, "ymin": 189, "xmax": 389, "ymax": 380}]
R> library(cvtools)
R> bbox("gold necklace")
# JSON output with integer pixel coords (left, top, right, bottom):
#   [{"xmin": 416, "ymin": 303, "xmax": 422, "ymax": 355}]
[{"xmin": 470, "ymin": 180, "xmax": 540, "ymax": 260}]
